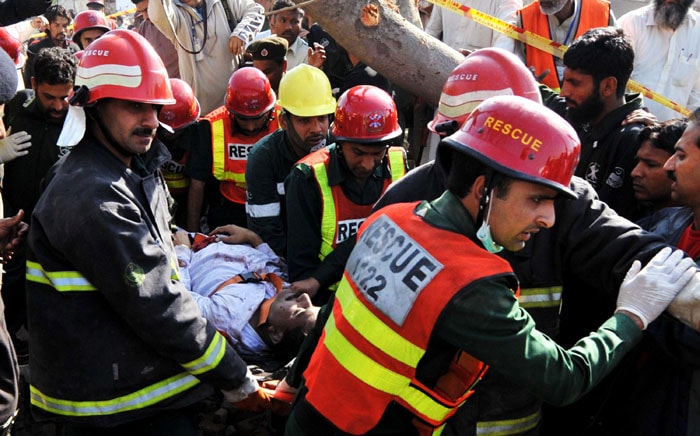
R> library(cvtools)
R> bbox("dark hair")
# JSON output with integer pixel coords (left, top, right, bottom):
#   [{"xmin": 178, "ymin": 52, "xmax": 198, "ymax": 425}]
[
  {"xmin": 637, "ymin": 118, "xmax": 688, "ymax": 154},
  {"xmin": 131, "ymin": 0, "xmax": 145, "ymax": 4},
  {"xmin": 256, "ymin": 322, "xmax": 307, "ymax": 361},
  {"xmin": 44, "ymin": 5, "xmax": 73, "ymax": 24},
  {"xmin": 689, "ymin": 108, "xmax": 700, "ymax": 148},
  {"xmin": 272, "ymin": 0, "xmax": 303, "ymax": 16},
  {"xmin": 445, "ymin": 146, "xmax": 511, "ymax": 199},
  {"xmin": 33, "ymin": 47, "xmax": 77, "ymax": 86},
  {"xmin": 563, "ymin": 27, "xmax": 633, "ymax": 98}
]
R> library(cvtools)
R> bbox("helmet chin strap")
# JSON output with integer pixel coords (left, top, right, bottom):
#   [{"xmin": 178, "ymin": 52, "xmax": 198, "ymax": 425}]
[{"xmin": 475, "ymin": 170, "xmax": 504, "ymax": 253}]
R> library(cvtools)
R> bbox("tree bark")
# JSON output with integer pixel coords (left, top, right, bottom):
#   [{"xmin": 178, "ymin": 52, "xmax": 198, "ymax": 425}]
[{"xmin": 297, "ymin": 0, "xmax": 463, "ymax": 107}]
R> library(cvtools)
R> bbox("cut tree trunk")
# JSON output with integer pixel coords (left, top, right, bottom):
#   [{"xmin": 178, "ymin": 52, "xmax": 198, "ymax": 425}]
[{"xmin": 298, "ymin": 0, "xmax": 463, "ymax": 107}]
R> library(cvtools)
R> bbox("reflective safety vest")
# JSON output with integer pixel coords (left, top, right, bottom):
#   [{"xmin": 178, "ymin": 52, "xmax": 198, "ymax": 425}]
[
  {"xmin": 204, "ymin": 106, "xmax": 279, "ymax": 204},
  {"xmin": 303, "ymin": 203, "xmax": 515, "ymax": 434},
  {"xmin": 521, "ymin": 0, "xmax": 611, "ymax": 90},
  {"xmin": 300, "ymin": 145, "xmax": 406, "ymax": 290},
  {"xmin": 161, "ymin": 150, "xmax": 190, "ymax": 195}
]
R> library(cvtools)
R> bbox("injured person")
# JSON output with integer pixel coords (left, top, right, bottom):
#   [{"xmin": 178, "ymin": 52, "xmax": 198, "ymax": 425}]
[{"xmin": 174, "ymin": 225, "xmax": 320, "ymax": 367}]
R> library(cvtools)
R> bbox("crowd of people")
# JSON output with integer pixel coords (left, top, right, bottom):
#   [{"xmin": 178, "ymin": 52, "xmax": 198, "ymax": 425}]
[{"xmin": 0, "ymin": 0, "xmax": 700, "ymax": 435}]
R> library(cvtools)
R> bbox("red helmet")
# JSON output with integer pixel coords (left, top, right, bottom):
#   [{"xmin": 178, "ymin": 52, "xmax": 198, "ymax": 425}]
[
  {"xmin": 0, "ymin": 28, "xmax": 22, "ymax": 67},
  {"xmin": 331, "ymin": 85, "xmax": 402, "ymax": 144},
  {"xmin": 225, "ymin": 67, "xmax": 276, "ymax": 118},
  {"xmin": 428, "ymin": 47, "xmax": 542, "ymax": 133},
  {"xmin": 159, "ymin": 78, "xmax": 201, "ymax": 130},
  {"xmin": 74, "ymin": 30, "xmax": 174, "ymax": 106},
  {"xmin": 72, "ymin": 11, "xmax": 110, "ymax": 47},
  {"xmin": 442, "ymin": 95, "xmax": 580, "ymax": 198}
]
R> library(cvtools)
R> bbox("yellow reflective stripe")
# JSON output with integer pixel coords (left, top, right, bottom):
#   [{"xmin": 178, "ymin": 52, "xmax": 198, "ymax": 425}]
[
  {"xmin": 388, "ymin": 148, "xmax": 406, "ymax": 182},
  {"xmin": 216, "ymin": 170, "xmax": 246, "ymax": 183},
  {"xmin": 181, "ymin": 332, "xmax": 227, "ymax": 375},
  {"xmin": 311, "ymin": 161, "xmax": 336, "ymax": 261},
  {"xmin": 164, "ymin": 177, "xmax": 190, "ymax": 189},
  {"xmin": 30, "ymin": 372, "xmax": 200, "ymax": 417},
  {"xmin": 26, "ymin": 261, "xmax": 96, "ymax": 292},
  {"xmin": 518, "ymin": 286, "xmax": 562, "ymax": 309},
  {"xmin": 170, "ymin": 256, "xmax": 180, "ymax": 282},
  {"xmin": 336, "ymin": 280, "xmax": 424, "ymax": 367},
  {"xmin": 324, "ymin": 311, "xmax": 454, "ymax": 422},
  {"xmin": 211, "ymin": 119, "xmax": 226, "ymax": 180},
  {"xmin": 476, "ymin": 410, "xmax": 541, "ymax": 436}
]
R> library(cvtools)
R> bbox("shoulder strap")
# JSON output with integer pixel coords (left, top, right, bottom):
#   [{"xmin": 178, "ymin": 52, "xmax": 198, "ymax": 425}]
[{"xmin": 220, "ymin": 0, "xmax": 237, "ymax": 34}]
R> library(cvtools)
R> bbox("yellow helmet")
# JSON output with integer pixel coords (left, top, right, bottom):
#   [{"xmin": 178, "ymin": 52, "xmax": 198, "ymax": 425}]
[{"xmin": 277, "ymin": 64, "xmax": 336, "ymax": 117}]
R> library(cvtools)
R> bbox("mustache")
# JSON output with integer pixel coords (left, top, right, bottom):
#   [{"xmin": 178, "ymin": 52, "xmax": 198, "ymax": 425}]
[{"xmin": 133, "ymin": 127, "xmax": 156, "ymax": 137}]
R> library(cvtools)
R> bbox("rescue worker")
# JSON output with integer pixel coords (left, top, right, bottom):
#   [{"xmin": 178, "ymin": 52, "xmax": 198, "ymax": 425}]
[
  {"xmin": 157, "ymin": 78, "xmax": 201, "ymax": 229},
  {"xmin": 285, "ymin": 95, "xmax": 696, "ymax": 436},
  {"xmin": 246, "ymin": 64, "xmax": 336, "ymax": 256},
  {"xmin": 71, "ymin": 10, "xmax": 111, "ymax": 50},
  {"xmin": 285, "ymin": 85, "xmax": 407, "ymax": 304},
  {"xmin": 515, "ymin": 0, "xmax": 614, "ymax": 90},
  {"xmin": 25, "ymin": 30, "xmax": 267, "ymax": 433},
  {"xmin": 246, "ymin": 35, "xmax": 288, "ymax": 95},
  {"xmin": 192, "ymin": 67, "xmax": 279, "ymax": 231},
  {"xmin": 0, "ymin": 48, "xmax": 30, "ymax": 436}
]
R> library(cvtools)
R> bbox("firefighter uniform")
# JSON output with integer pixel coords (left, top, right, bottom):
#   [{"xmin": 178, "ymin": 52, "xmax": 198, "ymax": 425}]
[{"xmin": 286, "ymin": 193, "xmax": 643, "ymax": 435}]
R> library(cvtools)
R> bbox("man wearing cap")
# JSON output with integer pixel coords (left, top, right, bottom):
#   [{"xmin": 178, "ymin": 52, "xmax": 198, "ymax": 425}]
[
  {"xmin": 0, "ymin": 48, "xmax": 31, "ymax": 436},
  {"xmin": 188, "ymin": 67, "xmax": 279, "ymax": 232},
  {"xmin": 148, "ymin": 0, "xmax": 264, "ymax": 114},
  {"xmin": 266, "ymin": 0, "xmax": 324, "ymax": 70},
  {"xmin": 246, "ymin": 64, "xmax": 336, "ymax": 257},
  {"xmin": 284, "ymin": 94, "xmax": 696, "ymax": 436},
  {"xmin": 284, "ymin": 85, "xmax": 407, "ymax": 305},
  {"xmin": 25, "ymin": 30, "xmax": 267, "ymax": 433},
  {"xmin": 23, "ymin": 5, "xmax": 78, "ymax": 88},
  {"xmin": 246, "ymin": 35, "xmax": 288, "ymax": 94}
]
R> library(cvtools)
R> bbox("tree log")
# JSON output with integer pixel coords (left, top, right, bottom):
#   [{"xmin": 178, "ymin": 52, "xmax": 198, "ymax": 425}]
[{"xmin": 297, "ymin": 0, "xmax": 463, "ymax": 107}]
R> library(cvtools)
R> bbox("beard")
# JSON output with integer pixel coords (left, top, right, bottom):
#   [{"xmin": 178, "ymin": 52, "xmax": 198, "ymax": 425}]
[
  {"xmin": 566, "ymin": 91, "xmax": 605, "ymax": 124},
  {"xmin": 539, "ymin": 0, "xmax": 568, "ymax": 15},
  {"xmin": 654, "ymin": 0, "xmax": 693, "ymax": 30}
]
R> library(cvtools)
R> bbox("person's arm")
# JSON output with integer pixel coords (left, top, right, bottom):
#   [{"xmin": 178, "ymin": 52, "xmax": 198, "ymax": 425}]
[
  {"xmin": 186, "ymin": 122, "xmax": 213, "ymax": 232},
  {"xmin": 57, "ymin": 191, "xmax": 250, "ymax": 392},
  {"xmin": 284, "ymin": 164, "xmax": 324, "ymax": 286},
  {"xmin": 229, "ymin": 0, "xmax": 264, "ymax": 44},
  {"xmin": 147, "ymin": 0, "xmax": 183, "ymax": 43},
  {"xmin": 246, "ymin": 139, "xmax": 287, "ymax": 256},
  {"xmin": 439, "ymin": 248, "xmax": 693, "ymax": 406}
]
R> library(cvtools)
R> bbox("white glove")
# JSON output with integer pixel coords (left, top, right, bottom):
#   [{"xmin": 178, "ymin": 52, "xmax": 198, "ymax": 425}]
[
  {"xmin": 616, "ymin": 247, "xmax": 696, "ymax": 329},
  {"xmin": 221, "ymin": 366, "xmax": 260, "ymax": 403},
  {"xmin": 0, "ymin": 130, "xmax": 32, "ymax": 163},
  {"xmin": 668, "ymin": 270, "xmax": 700, "ymax": 331}
]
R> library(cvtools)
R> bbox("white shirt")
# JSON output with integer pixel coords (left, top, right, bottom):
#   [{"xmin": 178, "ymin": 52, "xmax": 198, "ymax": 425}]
[
  {"xmin": 284, "ymin": 35, "xmax": 309, "ymax": 70},
  {"xmin": 425, "ymin": 0, "xmax": 522, "ymax": 52},
  {"xmin": 619, "ymin": 5, "xmax": 700, "ymax": 120},
  {"xmin": 176, "ymin": 241, "xmax": 288, "ymax": 358}
]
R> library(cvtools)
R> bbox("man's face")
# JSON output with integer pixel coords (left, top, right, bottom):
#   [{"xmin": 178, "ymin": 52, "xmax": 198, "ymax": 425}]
[
  {"xmin": 560, "ymin": 68, "xmax": 604, "ymax": 124},
  {"xmin": 48, "ymin": 17, "xmax": 71, "ymax": 44},
  {"xmin": 270, "ymin": 10, "xmax": 302, "ymax": 46},
  {"xmin": 487, "ymin": 180, "xmax": 557, "ymax": 252},
  {"xmin": 539, "ymin": 0, "xmax": 569, "ymax": 15},
  {"xmin": 135, "ymin": 0, "xmax": 150, "ymax": 20},
  {"xmin": 32, "ymin": 80, "xmax": 73, "ymax": 120},
  {"xmin": 96, "ymin": 98, "xmax": 159, "ymax": 156},
  {"xmin": 631, "ymin": 140, "xmax": 675, "ymax": 205},
  {"xmin": 654, "ymin": 0, "xmax": 694, "ymax": 30},
  {"xmin": 267, "ymin": 290, "xmax": 318, "ymax": 334},
  {"xmin": 253, "ymin": 59, "xmax": 286, "ymax": 93},
  {"xmin": 79, "ymin": 28, "xmax": 107, "ymax": 50},
  {"xmin": 280, "ymin": 113, "xmax": 329, "ymax": 157},
  {"xmin": 663, "ymin": 124, "xmax": 700, "ymax": 207},
  {"xmin": 339, "ymin": 142, "xmax": 388, "ymax": 182},
  {"xmin": 231, "ymin": 110, "xmax": 270, "ymax": 137}
]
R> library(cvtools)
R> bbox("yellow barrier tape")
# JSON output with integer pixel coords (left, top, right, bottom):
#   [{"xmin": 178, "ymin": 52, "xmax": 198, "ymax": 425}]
[
  {"xmin": 427, "ymin": 0, "xmax": 691, "ymax": 118},
  {"xmin": 28, "ymin": 7, "xmax": 137, "ymax": 40}
]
